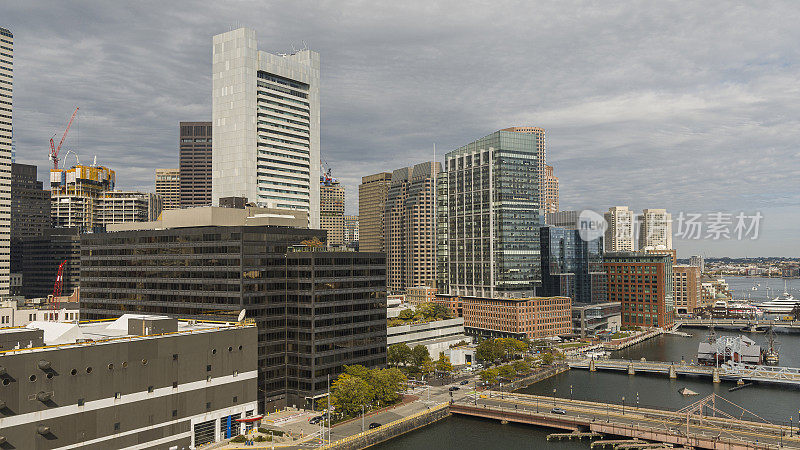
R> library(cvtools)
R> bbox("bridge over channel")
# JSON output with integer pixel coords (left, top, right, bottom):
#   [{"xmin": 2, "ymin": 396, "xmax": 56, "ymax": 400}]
[
  {"xmin": 452, "ymin": 391, "xmax": 799, "ymax": 449},
  {"xmin": 568, "ymin": 358, "xmax": 800, "ymax": 386},
  {"xmin": 678, "ymin": 318, "xmax": 800, "ymax": 332}
]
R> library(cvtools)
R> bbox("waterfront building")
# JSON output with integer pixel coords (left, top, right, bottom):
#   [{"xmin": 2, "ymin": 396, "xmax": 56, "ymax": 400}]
[
  {"xmin": 80, "ymin": 207, "xmax": 386, "ymax": 412},
  {"xmin": 571, "ymin": 302, "xmax": 621, "ymax": 338},
  {"xmin": 539, "ymin": 225, "xmax": 606, "ymax": 304},
  {"xmin": 406, "ymin": 285, "xmax": 437, "ymax": 307},
  {"xmin": 604, "ymin": 252, "xmax": 674, "ymax": 328},
  {"xmin": 0, "ymin": 315, "xmax": 257, "ymax": 449},
  {"xmin": 155, "ymin": 168, "xmax": 181, "ymax": 210},
  {"xmin": 0, "ymin": 27, "xmax": 13, "ymax": 295},
  {"xmin": 690, "ymin": 255, "xmax": 705, "ymax": 273},
  {"xmin": 604, "ymin": 206, "xmax": 635, "ymax": 252},
  {"xmin": 179, "ymin": 121, "xmax": 212, "ymax": 207},
  {"xmin": 458, "ymin": 296, "xmax": 572, "ymax": 340},
  {"xmin": 343, "ymin": 214, "xmax": 359, "ymax": 247},
  {"xmin": 545, "ymin": 210, "xmax": 579, "ymax": 228},
  {"xmin": 385, "ymin": 162, "xmax": 440, "ymax": 293},
  {"xmin": 441, "ymin": 129, "xmax": 542, "ymax": 298},
  {"xmin": 673, "ymin": 265, "xmax": 701, "ymax": 315},
  {"xmin": 701, "ymin": 275, "xmax": 732, "ymax": 307},
  {"xmin": 638, "ymin": 208, "xmax": 673, "ymax": 250},
  {"xmin": 212, "ymin": 28, "xmax": 320, "ymax": 227},
  {"xmin": 387, "ymin": 317, "xmax": 470, "ymax": 357},
  {"xmin": 541, "ymin": 164, "xmax": 559, "ymax": 214},
  {"xmin": 358, "ymin": 172, "xmax": 392, "ymax": 253},
  {"xmin": 16, "ymin": 227, "xmax": 80, "ymax": 299},
  {"xmin": 319, "ymin": 173, "xmax": 345, "ymax": 246}
]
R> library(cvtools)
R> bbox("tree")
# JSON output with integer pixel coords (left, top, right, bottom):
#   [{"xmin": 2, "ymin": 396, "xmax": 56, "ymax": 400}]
[
  {"xmin": 435, "ymin": 352, "xmax": 453, "ymax": 376},
  {"xmin": 540, "ymin": 352, "xmax": 554, "ymax": 366},
  {"xmin": 398, "ymin": 309, "xmax": 414, "ymax": 320},
  {"xmin": 479, "ymin": 368, "xmax": 499, "ymax": 384},
  {"xmin": 497, "ymin": 364, "xmax": 516, "ymax": 380},
  {"xmin": 410, "ymin": 345, "xmax": 431, "ymax": 368},
  {"xmin": 300, "ymin": 237, "xmax": 325, "ymax": 248},
  {"xmin": 371, "ymin": 368, "xmax": 407, "ymax": 407},
  {"xmin": 476, "ymin": 339, "xmax": 503, "ymax": 365},
  {"xmin": 512, "ymin": 360, "xmax": 530, "ymax": 376},
  {"xmin": 431, "ymin": 302, "xmax": 453, "ymax": 320},
  {"xmin": 331, "ymin": 374, "xmax": 373, "ymax": 417},
  {"xmin": 388, "ymin": 344, "xmax": 412, "ymax": 367}
]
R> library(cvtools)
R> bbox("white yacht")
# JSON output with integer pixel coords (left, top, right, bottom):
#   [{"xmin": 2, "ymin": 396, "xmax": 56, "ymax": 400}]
[{"xmin": 757, "ymin": 282, "xmax": 799, "ymax": 314}]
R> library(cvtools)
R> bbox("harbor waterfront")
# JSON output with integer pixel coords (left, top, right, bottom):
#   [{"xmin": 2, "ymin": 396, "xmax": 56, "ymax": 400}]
[{"xmin": 374, "ymin": 326, "xmax": 800, "ymax": 449}]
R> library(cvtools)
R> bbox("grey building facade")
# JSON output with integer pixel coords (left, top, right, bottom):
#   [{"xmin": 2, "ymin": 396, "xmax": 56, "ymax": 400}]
[
  {"xmin": 0, "ymin": 316, "xmax": 257, "ymax": 449},
  {"xmin": 80, "ymin": 225, "xmax": 387, "ymax": 412},
  {"xmin": 10, "ymin": 163, "xmax": 50, "ymax": 240},
  {"xmin": 440, "ymin": 130, "xmax": 542, "ymax": 298},
  {"xmin": 540, "ymin": 226, "xmax": 606, "ymax": 304}
]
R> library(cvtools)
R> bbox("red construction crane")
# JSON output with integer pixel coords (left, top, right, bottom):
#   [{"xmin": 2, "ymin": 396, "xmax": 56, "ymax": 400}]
[
  {"xmin": 49, "ymin": 107, "xmax": 79, "ymax": 169},
  {"xmin": 51, "ymin": 259, "xmax": 66, "ymax": 309}
]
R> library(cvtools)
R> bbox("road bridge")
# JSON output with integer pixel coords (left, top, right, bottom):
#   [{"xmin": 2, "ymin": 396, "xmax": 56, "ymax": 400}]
[
  {"xmin": 453, "ymin": 391, "xmax": 799, "ymax": 449},
  {"xmin": 678, "ymin": 318, "xmax": 800, "ymax": 332},
  {"xmin": 568, "ymin": 358, "xmax": 800, "ymax": 386}
]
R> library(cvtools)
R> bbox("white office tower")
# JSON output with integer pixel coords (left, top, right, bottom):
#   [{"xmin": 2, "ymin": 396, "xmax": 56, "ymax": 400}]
[
  {"xmin": 604, "ymin": 206, "xmax": 634, "ymax": 252},
  {"xmin": 638, "ymin": 208, "xmax": 673, "ymax": 250},
  {"xmin": 0, "ymin": 27, "xmax": 12, "ymax": 295},
  {"xmin": 212, "ymin": 28, "xmax": 320, "ymax": 228}
]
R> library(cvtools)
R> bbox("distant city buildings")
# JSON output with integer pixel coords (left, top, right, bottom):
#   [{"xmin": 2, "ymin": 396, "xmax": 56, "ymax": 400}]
[
  {"xmin": 0, "ymin": 315, "xmax": 257, "ymax": 449},
  {"xmin": 358, "ymin": 172, "xmax": 391, "ymax": 253},
  {"xmin": 546, "ymin": 210, "xmax": 579, "ymax": 228},
  {"xmin": 95, "ymin": 190, "xmax": 162, "ymax": 226},
  {"xmin": 179, "ymin": 121, "xmax": 212, "ymax": 207},
  {"xmin": 604, "ymin": 206, "xmax": 635, "ymax": 252},
  {"xmin": 690, "ymin": 255, "xmax": 705, "ymax": 273},
  {"xmin": 155, "ymin": 168, "xmax": 180, "ymax": 210},
  {"xmin": 406, "ymin": 284, "xmax": 437, "ymax": 307},
  {"xmin": 343, "ymin": 214, "xmax": 359, "ymax": 247},
  {"xmin": 441, "ymin": 129, "xmax": 542, "ymax": 298},
  {"xmin": 11, "ymin": 163, "xmax": 50, "ymax": 282},
  {"xmin": 541, "ymin": 164, "xmax": 559, "ymax": 214},
  {"xmin": 15, "ymin": 227, "xmax": 80, "ymax": 299},
  {"xmin": 604, "ymin": 252, "xmax": 674, "ymax": 328},
  {"xmin": 638, "ymin": 208, "xmax": 672, "ymax": 250},
  {"xmin": 539, "ymin": 225, "xmax": 606, "ymax": 304},
  {"xmin": 49, "ymin": 164, "xmax": 115, "ymax": 230},
  {"xmin": 385, "ymin": 162, "xmax": 439, "ymax": 293},
  {"xmin": 673, "ymin": 265, "xmax": 701, "ymax": 315},
  {"xmin": 212, "ymin": 28, "xmax": 320, "ymax": 227},
  {"xmin": 0, "ymin": 26, "xmax": 12, "ymax": 295},
  {"xmin": 319, "ymin": 172, "xmax": 345, "ymax": 246}
]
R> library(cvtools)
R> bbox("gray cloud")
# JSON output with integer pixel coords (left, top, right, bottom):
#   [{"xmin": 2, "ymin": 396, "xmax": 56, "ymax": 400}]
[{"xmin": 4, "ymin": 0, "xmax": 800, "ymax": 257}]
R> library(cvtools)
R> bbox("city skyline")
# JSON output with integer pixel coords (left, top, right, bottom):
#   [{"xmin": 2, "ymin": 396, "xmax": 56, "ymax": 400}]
[{"xmin": 3, "ymin": 2, "xmax": 800, "ymax": 257}]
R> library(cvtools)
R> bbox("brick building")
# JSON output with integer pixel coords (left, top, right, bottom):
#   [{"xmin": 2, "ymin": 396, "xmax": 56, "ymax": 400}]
[
  {"xmin": 604, "ymin": 252, "xmax": 674, "ymax": 328},
  {"xmin": 673, "ymin": 265, "xmax": 701, "ymax": 315}
]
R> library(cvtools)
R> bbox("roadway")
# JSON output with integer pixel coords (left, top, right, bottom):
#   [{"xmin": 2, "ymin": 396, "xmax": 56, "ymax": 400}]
[{"xmin": 455, "ymin": 391, "xmax": 800, "ymax": 449}]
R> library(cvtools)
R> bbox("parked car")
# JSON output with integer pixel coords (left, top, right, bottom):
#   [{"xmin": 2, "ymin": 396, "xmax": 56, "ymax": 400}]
[
  {"xmin": 460, "ymin": 380, "xmax": 470, "ymax": 385},
  {"xmin": 550, "ymin": 408, "xmax": 566, "ymax": 415},
  {"xmin": 369, "ymin": 422, "xmax": 381, "ymax": 429},
  {"xmin": 448, "ymin": 386, "xmax": 460, "ymax": 391}
]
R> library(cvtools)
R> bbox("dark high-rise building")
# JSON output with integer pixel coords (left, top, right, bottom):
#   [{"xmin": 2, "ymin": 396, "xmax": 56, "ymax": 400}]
[
  {"xmin": 17, "ymin": 228, "xmax": 80, "ymax": 299},
  {"xmin": 11, "ymin": 163, "xmax": 50, "ymax": 239},
  {"xmin": 80, "ymin": 221, "xmax": 387, "ymax": 412},
  {"xmin": 539, "ymin": 226, "xmax": 606, "ymax": 304},
  {"xmin": 179, "ymin": 121, "xmax": 212, "ymax": 207}
]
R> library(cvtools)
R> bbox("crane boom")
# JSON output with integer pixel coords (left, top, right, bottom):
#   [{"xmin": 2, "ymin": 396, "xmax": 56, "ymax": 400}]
[{"xmin": 49, "ymin": 107, "xmax": 79, "ymax": 169}]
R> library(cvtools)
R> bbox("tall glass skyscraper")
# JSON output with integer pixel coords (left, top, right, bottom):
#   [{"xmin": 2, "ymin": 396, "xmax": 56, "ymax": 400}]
[
  {"xmin": 539, "ymin": 226, "xmax": 606, "ymax": 304},
  {"xmin": 441, "ymin": 130, "xmax": 541, "ymax": 298}
]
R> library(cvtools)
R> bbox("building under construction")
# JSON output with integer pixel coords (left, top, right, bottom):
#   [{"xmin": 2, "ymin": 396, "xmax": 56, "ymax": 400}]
[{"xmin": 50, "ymin": 164, "xmax": 160, "ymax": 231}]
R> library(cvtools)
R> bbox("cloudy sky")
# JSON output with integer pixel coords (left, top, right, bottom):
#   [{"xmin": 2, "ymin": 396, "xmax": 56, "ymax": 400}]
[{"xmin": 5, "ymin": 1, "xmax": 800, "ymax": 257}]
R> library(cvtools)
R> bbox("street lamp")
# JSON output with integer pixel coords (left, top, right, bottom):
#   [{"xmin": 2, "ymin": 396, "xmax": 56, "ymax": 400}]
[
  {"xmin": 636, "ymin": 392, "xmax": 639, "ymax": 409},
  {"xmin": 622, "ymin": 396, "xmax": 626, "ymax": 415},
  {"xmin": 361, "ymin": 404, "xmax": 365, "ymax": 432},
  {"xmin": 570, "ymin": 385, "xmax": 573, "ymax": 401},
  {"xmin": 553, "ymin": 388, "xmax": 557, "ymax": 407}
]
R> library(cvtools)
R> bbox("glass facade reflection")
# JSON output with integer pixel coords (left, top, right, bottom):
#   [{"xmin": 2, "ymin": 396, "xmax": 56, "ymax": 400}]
[{"xmin": 539, "ymin": 226, "xmax": 606, "ymax": 304}]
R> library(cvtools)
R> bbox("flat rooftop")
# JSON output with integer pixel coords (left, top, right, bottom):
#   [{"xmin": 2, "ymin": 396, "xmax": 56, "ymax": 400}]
[{"xmin": 0, "ymin": 314, "xmax": 251, "ymax": 355}]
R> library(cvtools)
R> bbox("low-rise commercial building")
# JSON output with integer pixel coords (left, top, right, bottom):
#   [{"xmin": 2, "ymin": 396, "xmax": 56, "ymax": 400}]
[
  {"xmin": 444, "ymin": 296, "xmax": 572, "ymax": 340},
  {"xmin": 571, "ymin": 302, "xmax": 621, "ymax": 338},
  {"xmin": 406, "ymin": 285, "xmax": 437, "ymax": 307},
  {"xmin": 604, "ymin": 252, "xmax": 674, "ymax": 328},
  {"xmin": 0, "ymin": 299, "xmax": 79, "ymax": 326},
  {"xmin": 387, "ymin": 317, "xmax": 470, "ymax": 357},
  {"xmin": 0, "ymin": 315, "xmax": 257, "ymax": 449}
]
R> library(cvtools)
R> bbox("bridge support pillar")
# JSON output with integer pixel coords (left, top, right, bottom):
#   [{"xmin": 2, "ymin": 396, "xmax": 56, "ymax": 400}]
[
  {"xmin": 589, "ymin": 360, "xmax": 596, "ymax": 372},
  {"xmin": 712, "ymin": 368, "xmax": 720, "ymax": 383},
  {"xmin": 669, "ymin": 365, "xmax": 677, "ymax": 379},
  {"xmin": 628, "ymin": 364, "xmax": 635, "ymax": 375}
]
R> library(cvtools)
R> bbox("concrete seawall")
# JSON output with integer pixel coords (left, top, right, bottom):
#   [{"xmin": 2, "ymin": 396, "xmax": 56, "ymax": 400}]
[{"xmin": 319, "ymin": 403, "xmax": 450, "ymax": 450}]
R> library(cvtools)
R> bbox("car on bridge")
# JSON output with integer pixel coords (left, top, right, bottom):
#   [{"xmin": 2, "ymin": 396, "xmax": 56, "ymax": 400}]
[
  {"xmin": 550, "ymin": 408, "xmax": 567, "ymax": 415},
  {"xmin": 369, "ymin": 422, "xmax": 381, "ymax": 429}
]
